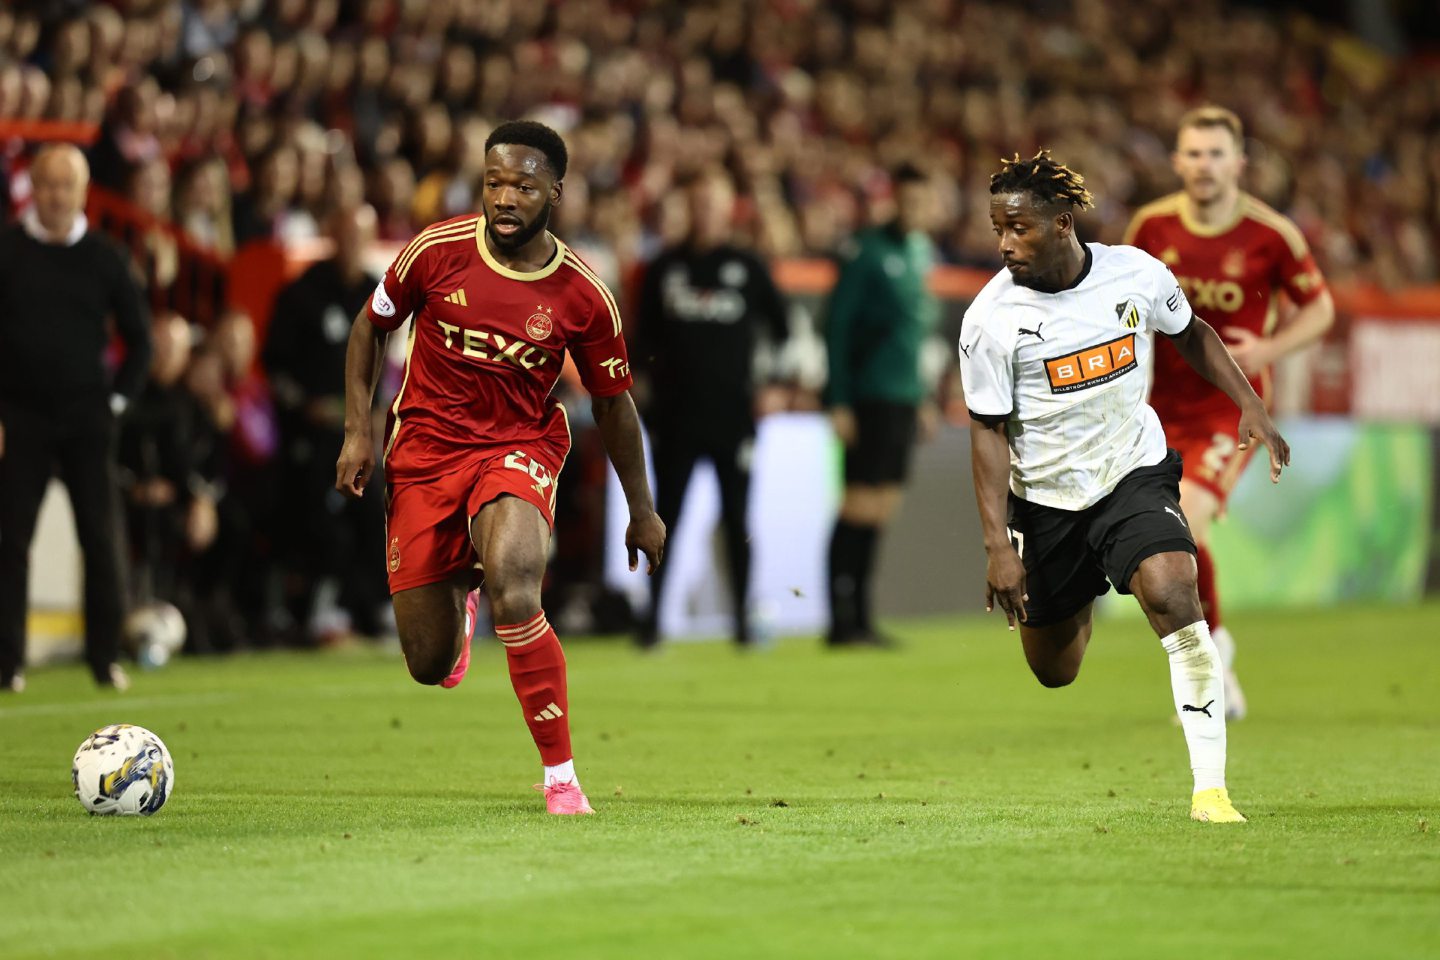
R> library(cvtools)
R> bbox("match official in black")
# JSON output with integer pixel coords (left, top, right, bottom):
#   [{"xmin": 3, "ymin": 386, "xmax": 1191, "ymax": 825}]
[
  {"xmin": 633, "ymin": 167, "xmax": 790, "ymax": 648},
  {"xmin": 0, "ymin": 144, "xmax": 152, "ymax": 692}
]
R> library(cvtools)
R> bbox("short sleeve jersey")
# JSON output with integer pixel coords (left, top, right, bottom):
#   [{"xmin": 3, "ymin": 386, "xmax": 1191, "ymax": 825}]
[
  {"xmin": 368, "ymin": 215, "xmax": 633, "ymax": 482},
  {"xmin": 1124, "ymin": 192, "xmax": 1326, "ymax": 424},
  {"xmin": 959, "ymin": 243, "xmax": 1194, "ymax": 511}
]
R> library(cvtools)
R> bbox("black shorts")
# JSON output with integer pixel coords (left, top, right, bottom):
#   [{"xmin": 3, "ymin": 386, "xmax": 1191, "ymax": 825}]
[
  {"xmin": 843, "ymin": 401, "xmax": 918, "ymax": 485},
  {"xmin": 1007, "ymin": 449, "xmax": 1196, "ymax": 627}
]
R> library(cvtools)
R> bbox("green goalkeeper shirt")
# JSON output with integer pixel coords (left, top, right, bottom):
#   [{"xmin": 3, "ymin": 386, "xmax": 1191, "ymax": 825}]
[{"xmin": 823, "ymin": 223, "xmax": 939, "ymax": 408}]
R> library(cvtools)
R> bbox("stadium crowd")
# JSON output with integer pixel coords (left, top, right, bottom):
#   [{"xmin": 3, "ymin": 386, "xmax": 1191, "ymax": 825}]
[
  {"xmin": 2, "ymin": 0, "xmax": 1437, "ymax": 286},
  {"xmin": 0, "ymin": 0, "xmax": 1437, "ymax": 648}
]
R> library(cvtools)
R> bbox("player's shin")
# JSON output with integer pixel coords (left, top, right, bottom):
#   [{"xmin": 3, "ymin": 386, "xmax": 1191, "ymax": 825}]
[
  {"xmin": 496, "ymin": 612, "xmax": 576, "ymax": 782},
  {"xmin": 1159, "ymin": 620, "xmax": 1226, "ymax": 792}
]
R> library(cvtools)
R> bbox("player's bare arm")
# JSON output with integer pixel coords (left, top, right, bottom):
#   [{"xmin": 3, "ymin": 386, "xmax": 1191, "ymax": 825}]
[
  {"xmin": 1165, "ymin": 317, "xmax": 1290, "ymax": 481},
  {"xmin": 591, "ymin": 390, "xmax": 666, "ymax": 574},
  {"xmin": 1223, "ymin": 288, "xmax": 1335, "ymax": 377},
  {"xmin": 335, "ymin": 307, "xmax": 389, "ymax": 498},
  {"xmin": 969, "ymin": 418, "xmax": 1026, "ymax": 629}
]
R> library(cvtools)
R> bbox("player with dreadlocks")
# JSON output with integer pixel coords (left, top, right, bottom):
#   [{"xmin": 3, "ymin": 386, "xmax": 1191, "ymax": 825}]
[{"xmin": 958, "ymin": 151, "xmax": 1290, "ymax": 822}]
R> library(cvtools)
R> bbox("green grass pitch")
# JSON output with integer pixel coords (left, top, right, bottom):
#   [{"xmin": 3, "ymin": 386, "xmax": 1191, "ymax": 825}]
[{"xmin": 2, "ymin": 603, "xmax": 1437, "ymax": 959}]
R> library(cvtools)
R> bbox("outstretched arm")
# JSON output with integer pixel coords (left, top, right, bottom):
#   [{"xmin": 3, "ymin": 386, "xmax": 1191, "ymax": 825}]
[
  {"xmin": 1165, "ymin": 317, "xmax": 1290, "ymax": 481},
  {"xmin": 335, "ymin": 309, "xmax": 389, "ymax": 498},
  {"xmin": 970, "ymin": 418, "xmax": 1026, "ymax": 630},
  {"xmin": 1223, "ymin": 289, "xmax": 1335, "ymax": 377},
  {"xmin": 592, "ymin": 390, "xmax": 666, "ymax": 574}
]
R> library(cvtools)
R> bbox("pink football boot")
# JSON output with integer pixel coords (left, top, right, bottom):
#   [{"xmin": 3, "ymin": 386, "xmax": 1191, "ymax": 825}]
[
  {"xmin": 537, "ymin": 781, "xmax": 595, "ymax": 815},
  {"xmin": 440, "ymin": 590, "xmax": 480, "ymax": 689}
]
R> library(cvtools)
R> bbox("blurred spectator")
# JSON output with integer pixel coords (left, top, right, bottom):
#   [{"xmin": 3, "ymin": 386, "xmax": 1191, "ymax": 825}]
[
  {"xmin": 88, "ymin": 78, "xmax": 163, "ymax": 192},
  {"xmin": 117, "ymin": 312, "xmax": 217, "ymax": 614},
  {"xmin": 126, "ymin": 155, "xmax": 179, "ymax": 288},
  {"xmin": 264, "ymin": 204, "xmax": 388, "ymax": 642},
  {"xmin": 232, "ymin": 143, "xmax": 314, "ymax": 246},
  {"xmin": 174, "ymin": 156, "xmax": 235, "ymax": 256},
  {"xmin": 633, "ymin": 167, "xmax": 791, "ymax": 648}
]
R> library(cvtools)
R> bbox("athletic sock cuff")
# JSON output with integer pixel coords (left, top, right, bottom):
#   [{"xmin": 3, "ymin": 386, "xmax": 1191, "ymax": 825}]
[
  {"xmin": 496, "ymin": 612, "xmax": 551, "ymax": 648},
  {"xmin": 1160, "ymin": 620, "xmax": 1210, "ymax": 657}
]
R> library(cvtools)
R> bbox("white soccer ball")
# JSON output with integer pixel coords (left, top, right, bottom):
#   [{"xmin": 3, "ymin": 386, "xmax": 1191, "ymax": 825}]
[
  {"xmin": 125, "ymin": 602, "xmax": 187, "ymax": 668},
  {"xmin": 72, "ymin": 724, "xmax": 175, "ymax": 816}
]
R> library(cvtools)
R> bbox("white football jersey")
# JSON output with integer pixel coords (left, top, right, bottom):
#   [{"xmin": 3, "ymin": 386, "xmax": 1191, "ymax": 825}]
[{"xmin": 959, "ymin": 243, "xmax": 1194, "ymax": 511}]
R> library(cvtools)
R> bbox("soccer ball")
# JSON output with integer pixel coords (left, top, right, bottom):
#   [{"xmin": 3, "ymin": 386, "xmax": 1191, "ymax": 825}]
[
  {"xmin": 72, "ymin": 724, "xmax": 175, "ymax": 816},
  {"xmin": 125, "ymin": 601, "xmax": 187, "ymax": 668}
]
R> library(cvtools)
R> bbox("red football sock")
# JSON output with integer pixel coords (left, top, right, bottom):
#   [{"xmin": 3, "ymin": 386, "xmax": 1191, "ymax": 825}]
[
  {"xmin": 495, "ymin": 612, "xmax": 572, "ymax": 766},
  {"xmin": 1194, "ymin": 544, "xmax": 1223, "ymax": 630}
]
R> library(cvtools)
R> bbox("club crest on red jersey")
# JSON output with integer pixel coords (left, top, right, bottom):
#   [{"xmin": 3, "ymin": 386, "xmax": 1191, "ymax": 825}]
[
  {"xmin": 526, "ymin": 305, "xmax": 555, "ymax": 341},
  {"xmin": 1222, "ymin": 248, "xmax": 1246, "ymax": 279}
]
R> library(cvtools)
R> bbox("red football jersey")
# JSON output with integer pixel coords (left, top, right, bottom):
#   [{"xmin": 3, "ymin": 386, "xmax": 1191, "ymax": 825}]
[
  {"xmin": 367, "ymin": 215, "xmax": 633, "ymax": 482},
  {"xmin": 1125, "ymin": 192, "xmax": 1327, "ymax": 423}
]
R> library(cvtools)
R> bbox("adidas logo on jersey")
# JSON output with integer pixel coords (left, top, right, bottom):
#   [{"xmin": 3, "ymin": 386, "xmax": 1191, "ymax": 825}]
[{"xmin": 443, "ymin": 289, "xmax": 469, "ymax": 306}]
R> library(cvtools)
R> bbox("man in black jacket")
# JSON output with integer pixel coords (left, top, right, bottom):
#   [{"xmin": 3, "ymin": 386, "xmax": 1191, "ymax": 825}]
[
  {"xmin": 0, "ymin": 143, "xmax": 152, "ymax": 691},
  {"xmin": 633, "ymin": 168, "xmax": 790, "ymax": 648}
]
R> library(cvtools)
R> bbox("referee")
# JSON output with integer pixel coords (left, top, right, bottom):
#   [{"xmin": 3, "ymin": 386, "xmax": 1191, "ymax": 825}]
[
  {"xmin": 824, "ymin": 163, "xmax": 940, "ymax": 647},
  {"xmin": 0, "ymin": 144, "xmax": 152, "ymax": 692}
]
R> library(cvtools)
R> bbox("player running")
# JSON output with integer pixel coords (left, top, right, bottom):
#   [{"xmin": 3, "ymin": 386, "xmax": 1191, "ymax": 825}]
[
  {"xmin": 1125, "ymin": 106, "xmax": 1334, "ymax": 719},
  {"xmin": 959, "ymin": 152, "xmax": 1290, "ymax": 823},
  {"xmin": 336, "ymin": 121, "xmax": 665, "ymax": 815}
]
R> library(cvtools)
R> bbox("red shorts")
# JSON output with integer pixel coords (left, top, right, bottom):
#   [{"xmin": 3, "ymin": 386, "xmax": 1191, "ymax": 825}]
[
  {"xmin": 1164, "ymin": 416, "xmax": 1255, "ymax": 503},
  {"xmin": 384, "ymin": 445, "xmax": 564, "ymax": 594}
]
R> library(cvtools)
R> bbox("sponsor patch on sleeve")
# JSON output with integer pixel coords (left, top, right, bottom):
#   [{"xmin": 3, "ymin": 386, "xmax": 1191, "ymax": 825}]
[{"xmin": 371, "ymin": 280, "xmax": 396, "ymax": 318}]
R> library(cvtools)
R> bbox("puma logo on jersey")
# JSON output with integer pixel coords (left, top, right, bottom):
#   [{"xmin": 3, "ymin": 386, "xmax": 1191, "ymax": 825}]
[
  {"xmin": 443, "ymin": 289, "xmax": 469, "ymax": 307},
  {"xmin": 1164, "ymin": 506, "xmax": 1187, "ymax": 527},
  {"xmin": 1044, "ymin": 333, "xmax": 1137, "ymax": 393},
  {"xmin": 1018, "ymin": 324, "xmax": 1045, "ymax": 341}
]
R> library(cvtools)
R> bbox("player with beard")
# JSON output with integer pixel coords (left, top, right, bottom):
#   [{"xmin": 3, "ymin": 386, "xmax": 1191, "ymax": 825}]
[
  {"xmin": 960, "ymin": 151, "xmax": 1291, "ymax": 822},
  {"xmin": 336, "ymin": 121, "xmax": 665, "ymax": 815},
  {"xmin": 1125, "ymin": 107, "xmax": 1334, "ymax": 719}
]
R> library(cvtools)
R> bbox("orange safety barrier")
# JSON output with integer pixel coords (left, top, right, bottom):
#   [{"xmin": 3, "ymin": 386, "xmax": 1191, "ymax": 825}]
[{"xmin": 0, "ymin": 120, "xmax": 99, "ymax": 145}]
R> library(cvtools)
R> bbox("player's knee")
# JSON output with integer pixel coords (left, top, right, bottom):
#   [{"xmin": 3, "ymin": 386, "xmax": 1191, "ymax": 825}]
[
  {"xmin": 486, "ymin": 570, "xmax": 543, "ymax": 625},
  {"xmin": 399, "ymin": 633, "xmax": 455, "ymax": 685},
  {"xmin": 1140, "ymin": 574, "xmax": 1203, "ymax": 632},
  {"xmin": 1032, "ymin": 664, "xmax": 1079, "ymax": 689}
]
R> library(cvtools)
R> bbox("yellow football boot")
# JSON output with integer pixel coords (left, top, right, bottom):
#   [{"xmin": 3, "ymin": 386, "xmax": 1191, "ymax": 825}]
[{"xmin": 1191, "ymin": 787, "xmax": 1247, "ymax": 823}]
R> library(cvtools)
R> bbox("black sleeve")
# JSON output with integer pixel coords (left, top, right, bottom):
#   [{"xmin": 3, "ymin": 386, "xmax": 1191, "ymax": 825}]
[
  {"xmin": 749, "ymin": 253, "xmax": 790, "ymax": 347},
  {"xmin": 632, "ymin": 252, "xmax": 667, "ymax": 376},
  {"xmin": 107, "ymin": 243, "xmax": 152, "ymax": 401},
  {"xmin": 262, "ymin": 283, "xmax": 303, "ymax": 379}
]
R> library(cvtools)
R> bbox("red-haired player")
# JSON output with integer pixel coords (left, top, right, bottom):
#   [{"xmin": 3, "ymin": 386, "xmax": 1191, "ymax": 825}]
[{"xmin": 1126, "ymin": 107, "xmax": 1334, "ymax": 719}]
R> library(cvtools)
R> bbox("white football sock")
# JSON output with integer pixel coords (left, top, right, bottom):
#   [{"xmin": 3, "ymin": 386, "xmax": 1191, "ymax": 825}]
[
  {"xmin": 544, "ymin": 759, "xmax": 578, "ymax": 787},
  {"xmin": 1212, "ymin": 625, "xmax": 1236, "ymax": 671},
  {"xmin": 1160, "ymin": 621, "xmax": 1226, "ymax": 792}
]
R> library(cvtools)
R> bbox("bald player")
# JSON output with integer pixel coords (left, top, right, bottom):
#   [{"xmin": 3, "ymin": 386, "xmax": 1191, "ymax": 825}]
[{"xmin": 0, "ymin": 143, "xmax": 153, "ymax": 692}]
